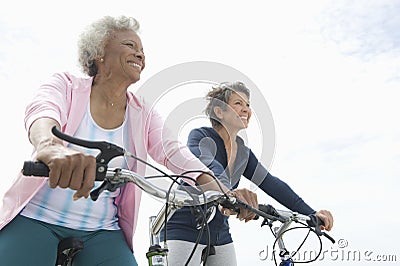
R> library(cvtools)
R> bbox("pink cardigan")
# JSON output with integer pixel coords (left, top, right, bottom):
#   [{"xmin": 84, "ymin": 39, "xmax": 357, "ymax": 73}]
[{"xmin": 0, "ymin": 72, "xmax": 208, "ymax": 251}]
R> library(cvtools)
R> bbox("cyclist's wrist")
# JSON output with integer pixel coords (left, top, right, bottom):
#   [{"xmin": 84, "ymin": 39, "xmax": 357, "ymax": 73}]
[
  {"xmin": 196, "ymin": 173, "xmax": 230, "ymax": 193},
  {"xmin": 35, "ymin": 138, "xmax": 63, "ymax": 152}
]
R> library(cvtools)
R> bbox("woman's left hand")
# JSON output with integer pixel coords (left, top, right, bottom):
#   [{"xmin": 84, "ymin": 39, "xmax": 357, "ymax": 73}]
[{"xmin": 315, "ymin": 209, "xmax": 334, "ymax": 231}]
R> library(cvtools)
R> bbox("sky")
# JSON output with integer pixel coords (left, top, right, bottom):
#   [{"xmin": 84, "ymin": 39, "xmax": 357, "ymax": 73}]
[{"xmin": 1, "ymin": 0, "xmax": 399, "ymax": 265}]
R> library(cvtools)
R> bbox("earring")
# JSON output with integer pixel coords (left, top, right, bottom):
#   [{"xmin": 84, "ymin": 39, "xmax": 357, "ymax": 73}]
[{"xmin": 100, "ymin": 58, "xmax": 104, "ymax": 62}]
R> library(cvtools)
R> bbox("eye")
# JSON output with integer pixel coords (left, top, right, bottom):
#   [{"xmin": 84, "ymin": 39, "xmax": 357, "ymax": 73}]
[
  {"xmin": 122, "ymin": 41, "xmax": 141, "ymax": 51},
  {"xmin": 123, "ymin": 42, "xmax": 145, "ymax": 56},
  {"xmin": 123, "ymin": 42, "xmax": 136, "ymax": 49}
]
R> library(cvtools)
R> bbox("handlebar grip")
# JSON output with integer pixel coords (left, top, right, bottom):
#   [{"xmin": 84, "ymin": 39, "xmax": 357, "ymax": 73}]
[
  {"xmin": 306, "ymin": 214, "xmax": 324, "ymax": 228},
  {"xmin": 22, "ymin": 161, "xmax": 50, "ymax": 177}
]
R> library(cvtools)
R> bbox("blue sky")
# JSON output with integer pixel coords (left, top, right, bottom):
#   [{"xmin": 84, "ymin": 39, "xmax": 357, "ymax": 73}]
[{"xmin": 1, "ymin": 1, "xmax": 399, "ymax": 265}]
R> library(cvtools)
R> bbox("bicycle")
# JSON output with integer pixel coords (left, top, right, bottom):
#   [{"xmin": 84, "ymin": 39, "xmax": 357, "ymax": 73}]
[{"xmin": 22, "ymin": 126, "xmax": 335, "ymax": 265}]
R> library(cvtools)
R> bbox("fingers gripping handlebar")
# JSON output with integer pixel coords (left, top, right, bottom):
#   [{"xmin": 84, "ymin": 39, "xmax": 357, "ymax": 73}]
[
  {"xmin": 22, "ymin": 126, "xmax": 127, "ymax": 200},
  {"xmin": 26, "ymin": 126, "xmax": 125, "ymax": 180}
]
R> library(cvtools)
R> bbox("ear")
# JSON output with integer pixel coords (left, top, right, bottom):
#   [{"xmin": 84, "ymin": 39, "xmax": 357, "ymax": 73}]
[
  {"xmin": 95, "ymin": 57, "xmax": 104, "ymax": 68},
  {"xmin": 213, "ymin": 106, "xmax": 224, "ymax": 120}
]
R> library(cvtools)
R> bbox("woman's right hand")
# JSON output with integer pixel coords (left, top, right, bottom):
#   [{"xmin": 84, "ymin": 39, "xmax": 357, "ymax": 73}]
[
  {"xmin": 29, "ymin": 118, "xmax": 96, "ymax": 200},
  {"xmin": 35, "ymin": 143, "xmax": 97, "ymax": 200},
  {"xmin": 221, "ymin": 188, "xmax": 258, "ymax": 222},
  {"xmin": 196, "ymin": 174, "xmax": 258, "ymax": 222}
]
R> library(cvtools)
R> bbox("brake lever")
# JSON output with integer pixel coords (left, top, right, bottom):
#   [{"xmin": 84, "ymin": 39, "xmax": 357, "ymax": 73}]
[
  {"xmin": 257, "ymin": 204, "xmax": 281, "ymax": 227},
  {"xmin": 90, "ymin": 168, "xmax": 129, "ymax": 201}
]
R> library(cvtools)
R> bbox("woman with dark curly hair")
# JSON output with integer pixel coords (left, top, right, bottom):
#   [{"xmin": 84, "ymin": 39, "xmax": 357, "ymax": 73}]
[{"xmin": 162, "ymin": 81, "xmax": 334, "ymax": 265}]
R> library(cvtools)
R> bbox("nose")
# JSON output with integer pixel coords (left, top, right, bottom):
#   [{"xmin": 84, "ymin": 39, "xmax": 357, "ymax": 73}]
[
  {"xmin": 135, "ymin": 51, "xmax": 145, "ymax": 70},
  {"xmin": 241, "ymin": 105, "xmax": 251, "ymax": 118},
  {"xmin": 135, "ymin": 50, "xmax": 145, "ymax": 61},
  {"xmin": 242, "ymin": 105, "xmax": 250, "ymax": 113}
]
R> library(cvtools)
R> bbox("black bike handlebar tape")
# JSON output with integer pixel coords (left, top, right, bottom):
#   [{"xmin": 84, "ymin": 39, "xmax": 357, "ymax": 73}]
[
  {"xmin": 22, "ymin": 161, "xmax": 50, "ymax": 177},
  {"xmin": 23, "ymin": 160, "xmax": 104, "ymax": 181}
]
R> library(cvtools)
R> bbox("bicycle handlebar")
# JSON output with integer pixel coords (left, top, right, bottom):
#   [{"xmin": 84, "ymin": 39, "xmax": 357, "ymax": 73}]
[
  {"xmin": 21, "ymin": 161, "xmax": 311, "ymax": 219},
  {"xmin": 23, "ymin": 162, "xmax": 225, "ymax": 206},
  {"xmin": 22, "ymin": 160, "xmax": 335, "ymax": 243},
  {"xmin": 23, "ymin": 161, "xmax": 51, "ymax": 178}
]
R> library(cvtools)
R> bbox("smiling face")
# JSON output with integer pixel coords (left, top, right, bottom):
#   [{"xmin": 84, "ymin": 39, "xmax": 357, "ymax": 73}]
[
  {"xmin": 217, "ymin": 92, "xmax": 252, "ymax": 131},
  {"xmin": 101, "ymin": 30, "xmax": 145, "ymax": 84}
]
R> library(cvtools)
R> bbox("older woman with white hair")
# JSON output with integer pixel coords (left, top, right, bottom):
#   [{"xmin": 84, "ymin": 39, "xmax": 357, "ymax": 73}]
[{"xmin": 0, "ymin": 16, "xmax": 256, "ymax": 265}]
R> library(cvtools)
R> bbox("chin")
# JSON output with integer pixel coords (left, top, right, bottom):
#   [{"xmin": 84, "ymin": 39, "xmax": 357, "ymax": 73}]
[{"xmin": 131, "ymin": 75, "xmax": 140, "ymax": 83}]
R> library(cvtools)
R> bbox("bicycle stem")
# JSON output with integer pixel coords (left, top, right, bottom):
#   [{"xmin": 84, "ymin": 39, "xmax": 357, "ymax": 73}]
[{"xmin": 151, "ymin": 202, "xmax": 178, "ymax": 236}]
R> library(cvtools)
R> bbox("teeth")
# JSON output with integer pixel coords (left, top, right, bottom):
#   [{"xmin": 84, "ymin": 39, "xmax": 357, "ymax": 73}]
[{"xmin": 128, "ymin": 62, "xmax": 141, "ymax": 69}]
